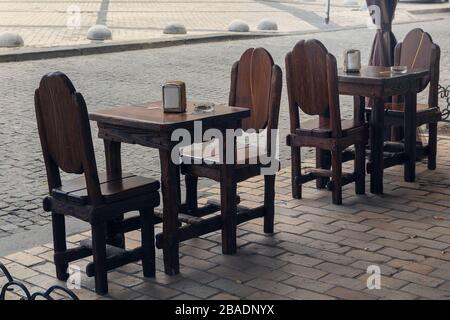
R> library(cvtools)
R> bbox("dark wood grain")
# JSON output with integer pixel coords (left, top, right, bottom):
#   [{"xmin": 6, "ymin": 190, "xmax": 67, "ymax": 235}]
[
  {"xmin": 35, "ymin": 72, "xmax": 160, "ymax": 294},
  {"xmin": 386, "ymin": 28, "xmax": 442, "ymax": 172},
  {"xmin": 89, "ymin": 101, "xmax": 250, "ymax": 132},
  {"xmin": 181, "ymin": 47, "xmax": 282, "ymax": 254},
  {"xmin": 286, "ymin": 39, "xmax": 368, "ymax": 204}
]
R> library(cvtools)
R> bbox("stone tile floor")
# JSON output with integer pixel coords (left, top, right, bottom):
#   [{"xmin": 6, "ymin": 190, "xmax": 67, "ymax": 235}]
[{"xmin": 2, "ymin": 135, "xmax": 450, "ymax": 300}]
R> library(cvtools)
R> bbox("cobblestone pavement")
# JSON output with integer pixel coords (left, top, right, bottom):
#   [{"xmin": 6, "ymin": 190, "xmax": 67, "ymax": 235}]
[
  {"xmin": 0, "ymin": 18, "xmax": 449, "ymax": 240},
  {"xmin": 2, "ymin": 140, "xmax": 450, "ymax": 300},
  {"xmin": 0, "ymin": 0, "xmax": 448, "ymax": 51}
]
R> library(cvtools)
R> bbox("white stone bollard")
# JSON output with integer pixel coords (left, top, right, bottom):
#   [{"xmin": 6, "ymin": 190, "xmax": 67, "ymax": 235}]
[
  {"xmin": 0, "ymin": 32, "xmax": 24, "ymax": 47},
  {"xmin": 257, "ymin": 19, "xmax": 278, "ymax": 31},
  {"xmin": 163, "ymin": 23, "xmax": 187, "ymax": 35},
  {"xmin": 228, "ymin": 20, "xmax": 250, "ymax": 32},
  {"xmin": 86, "ymin": 25, "xmax": 112, "ymax": 41}
]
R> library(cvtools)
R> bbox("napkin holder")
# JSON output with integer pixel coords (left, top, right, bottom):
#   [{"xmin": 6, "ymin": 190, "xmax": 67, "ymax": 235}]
[
  {"xmin": 343, "ymin": 49, "xmax": 361, "ymax": 73},
  {"xmin": 162, "ymin": 81, "xmax": 186, "ymax": 113}
]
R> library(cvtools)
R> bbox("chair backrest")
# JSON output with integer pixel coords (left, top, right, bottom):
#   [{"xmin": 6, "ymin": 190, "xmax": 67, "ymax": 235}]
[
  {"xmin": 35, "ymin": 72, "xmax": 102, "ymax": 204},
  {"xmin": 229, "ymin": 48, "xmax": 282, "ymax": 132},
  {"xmin": 394, "ymin": 28, "xmax": 440, "ymax": 107},
  {"xmin": 285, "ymin": 39, "xmax": 342, "ymax": 136}
]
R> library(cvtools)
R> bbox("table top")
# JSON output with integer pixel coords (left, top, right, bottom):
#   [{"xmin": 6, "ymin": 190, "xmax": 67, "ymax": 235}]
[
  {"xmin": 89, "ymin": 101, "xmax": 251, "ymax": 132},
  {"xmin": 338, "ymin": 66, "xmax": 429, "ymax": 85}
]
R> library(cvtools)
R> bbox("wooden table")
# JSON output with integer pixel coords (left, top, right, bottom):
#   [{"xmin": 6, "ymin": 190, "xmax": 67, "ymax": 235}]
[
  {"xmin": 89, "ymin": 101, "xmax": 250, "ymax": 275},
  {"xmin": 338, "ymin": 66, "xmax": 429, "ymax": 194}
]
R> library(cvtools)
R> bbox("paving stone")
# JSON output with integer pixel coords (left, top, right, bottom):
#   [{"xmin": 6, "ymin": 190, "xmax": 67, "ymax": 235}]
[
  {"xmin": 5, "ymin": 252, "xmax": 44, "ymax": 267},
  {"xmin": 2, "ymin": 262, "xmax": 39, "ymax": 280},
  {"xmin": 378, "ymin": 247, "xmax": 424, "ymax": 262},
  {"xmin": 180, "ymin": 255, "xmax": 217, "ymax": 271},
  {"xmin": 310, "ymin": 250, "xmax": 355, "ymax": 265},
  {"xmin": 335, "ymin": 229, "xmax": 378, "ymax": 242},
  {"xmin": 282, "ymin": 276, "xmax": 335, "ymax": 293},
  {"xmin": 277, "ymin": 252, "xmax": 322, "ymax": 267},
  {"xmin": 209, "ymin": 292, "xmax": 240, "ymax": 300},
  {"xmin": 280, "ymin": 263, "xmax": 327, "ymax": 280},
  {"xmin": 169, "ymin": 279, "xmax": 219, "ymax": 299},
  {"xmin": 242, "ymin": 265, "xmax": 291, "ymax": 282},
  {"xmin": 287, "ymin": 288, "xmax": 334, "ymax": 300},
  {"xmin": 387, "ymin": 259, "xmax": 434, "ymax": 274},
  {"xmin": 394, "ymin": 270, "xmax": 444, "ymax": 287},
  {"xmin": 246, "ymin": 278, "xmax": 296, "ymax": 296},
  {"xmin": 406, "ymin": 237, "xmax": 450, "ymax": 251},
  {"xmin": 307, "ymin": 240, "xmax": 350, "ymax": 254},
  {"xmin": 209, "ymin": 278, "xmax": 257, "ymax": 297},
  {"xmin": 401, "ymin": 283, "xmax": 450, "ymax": 299},
  {"xmin": 339, "ymin": 238, "xmax": 383, "ymax": 252},
  {"xmin": 346, "ymin": 250, "xmax": 391, "ymax": 263},
  {"xmin": 316, "ymin": 262, "xmax": 364, "ymax": 278},
  {"xmin": 363, "ymin": 287, "xmax": 417, "ymax": 300},
  {"xmin": 208, "ymin": 265, "xmax": 255, "ymax": 283},
  {"xmin": 326, "ymin": 287, "xmax": 377, "ymax": 300},
  {"xmin": 133, "ymin": 282, "xmax": 180, "ymax": 299}
]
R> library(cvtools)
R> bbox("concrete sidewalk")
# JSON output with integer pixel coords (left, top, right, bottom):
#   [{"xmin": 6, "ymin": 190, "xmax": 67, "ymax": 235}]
[{"xmin": 0, "ymin": 0, "xmax": 448, "ymax": 55}]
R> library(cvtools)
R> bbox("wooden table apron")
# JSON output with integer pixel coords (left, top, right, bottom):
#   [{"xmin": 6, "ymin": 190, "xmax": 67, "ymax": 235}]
[
  {"xmin": 338, "ymin": 68, "xmax": 429, "ymax": 194},
  {"xmin": 90, "ymin": 106, "xmax": 248, "ymax": 276}
]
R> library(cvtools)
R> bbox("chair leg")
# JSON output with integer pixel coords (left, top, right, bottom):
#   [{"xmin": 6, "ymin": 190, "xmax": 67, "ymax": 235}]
[
  {"xmin": 291, "ymin": 146, "xmax": 302, "ymax": 199},
  {"xmin": 51, "ymin": 213, "xmax": 69, "ymax": 281},
  {"xmin": 316, "ymin": 149, "xmax": 331, "ymax": 189},
  {"xmin": 220, "ymin": 168, "xmax": 237, "ymax": 255},
  {"xmin": 354, "ymin": 142, "xmax": 366, "ymax": 195},
  {"xmin": 428, "ymin": 122, "xmax": 437, "ymax": 170},
  {"xmin": 185, "ymin": 175, "xmax": 198, "ymax": 213},
  {"xmin": 91, "ymin": 222, "xmax": 108, "ymax": 295},
  {"xmin": 139, "ymin": 209, "xmax": 156, "ymax": 278},
  {"xmin": 331, "ymin": 150, "xmax": 343, "ymax": 205},
  {"xmin": 263, "ymin": 175, "xmax": 276, "ymax": 234}
]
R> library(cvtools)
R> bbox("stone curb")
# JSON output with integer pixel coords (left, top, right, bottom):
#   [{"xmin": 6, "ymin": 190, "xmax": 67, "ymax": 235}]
[
  {"xmin": 0, "ymin": 32, "xmax": 280, "ymax": 63},
  {"xmin": 408, "ymin": 7, "xmax": 450, "ymax": 15},
  {"xmin": 0, "ymin": 17, "xmax": 443, "ymax": 63}
]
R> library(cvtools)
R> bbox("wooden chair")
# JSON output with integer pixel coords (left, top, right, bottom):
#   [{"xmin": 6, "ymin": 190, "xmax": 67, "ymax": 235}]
[
  {"xmin": 286, "ymin": 39, "xmax": 368, "ymax": 205},
  {"xmin": 384, "ymin": 28, "xmax": 441, "ymax": 170},
  {"xmin": 180, "ymin": 48, "xmax": 282, "ymax": 254},
  {"xmin": 34, "ymin": 72, "xmax": 160, "ymax": 295}
]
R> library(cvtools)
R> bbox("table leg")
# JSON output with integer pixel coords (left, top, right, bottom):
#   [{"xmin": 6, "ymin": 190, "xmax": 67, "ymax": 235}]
[
  {"xmin": 353, "ymin": 95, "xmax": 366, "ymax": 124},
  {"xmin": 105, "ymin": 140, "xmax": 122, "ymax": 180},
  {"xmin": 370, "ymin": 98, "xmax": 385, "ymax": 194},
  {"xmin": 159, "ymin": 149, "xmax": 181, "ymax": 275},
  {"xmin": 104, "ymin": 140, "xmax": 125, "ymax": 248},
  {"xmin": 404, "ymin": 90, "xmax": 417, "ymax": 182},
  {"xmin": 220, "ymin": 128, "xmax": 237, "ymax": 255}
]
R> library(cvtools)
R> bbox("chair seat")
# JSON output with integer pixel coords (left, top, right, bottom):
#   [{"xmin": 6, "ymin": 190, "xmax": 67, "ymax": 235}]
[
  {"xmin": 295, "ymin": 118, "xmax": 367, "ymax": 138},
  {"xmin": 52, "ymin": 172, "xmax": 160, "ymax": 205},
  {"xmin": 180, "ymin": 139, "xmax": 266, "ymax": 165}
]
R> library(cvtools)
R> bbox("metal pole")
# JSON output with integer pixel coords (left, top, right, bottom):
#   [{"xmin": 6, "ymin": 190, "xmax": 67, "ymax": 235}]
[{"xmin": 325, "ymin": 0, "xmax": 331, "ymax": 24}]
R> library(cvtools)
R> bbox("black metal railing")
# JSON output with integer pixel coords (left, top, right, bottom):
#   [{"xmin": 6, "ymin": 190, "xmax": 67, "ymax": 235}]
[
  {"xmin": 0, "ymin": 262, "xmax": 79, "ymax": 300},
  {"xmin": 439, "ymin": 84, "xmax": 450, "ymax": 122}
]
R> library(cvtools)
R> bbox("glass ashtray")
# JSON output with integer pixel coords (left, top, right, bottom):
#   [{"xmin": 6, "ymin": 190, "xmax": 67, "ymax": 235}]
[
  {"xmin": 193, "ymin": 102, "xmax": 215, "ymax": 114},
  {"xmin": 391, "ymin": 66, "xmax": 408, "ymax": 74}
]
